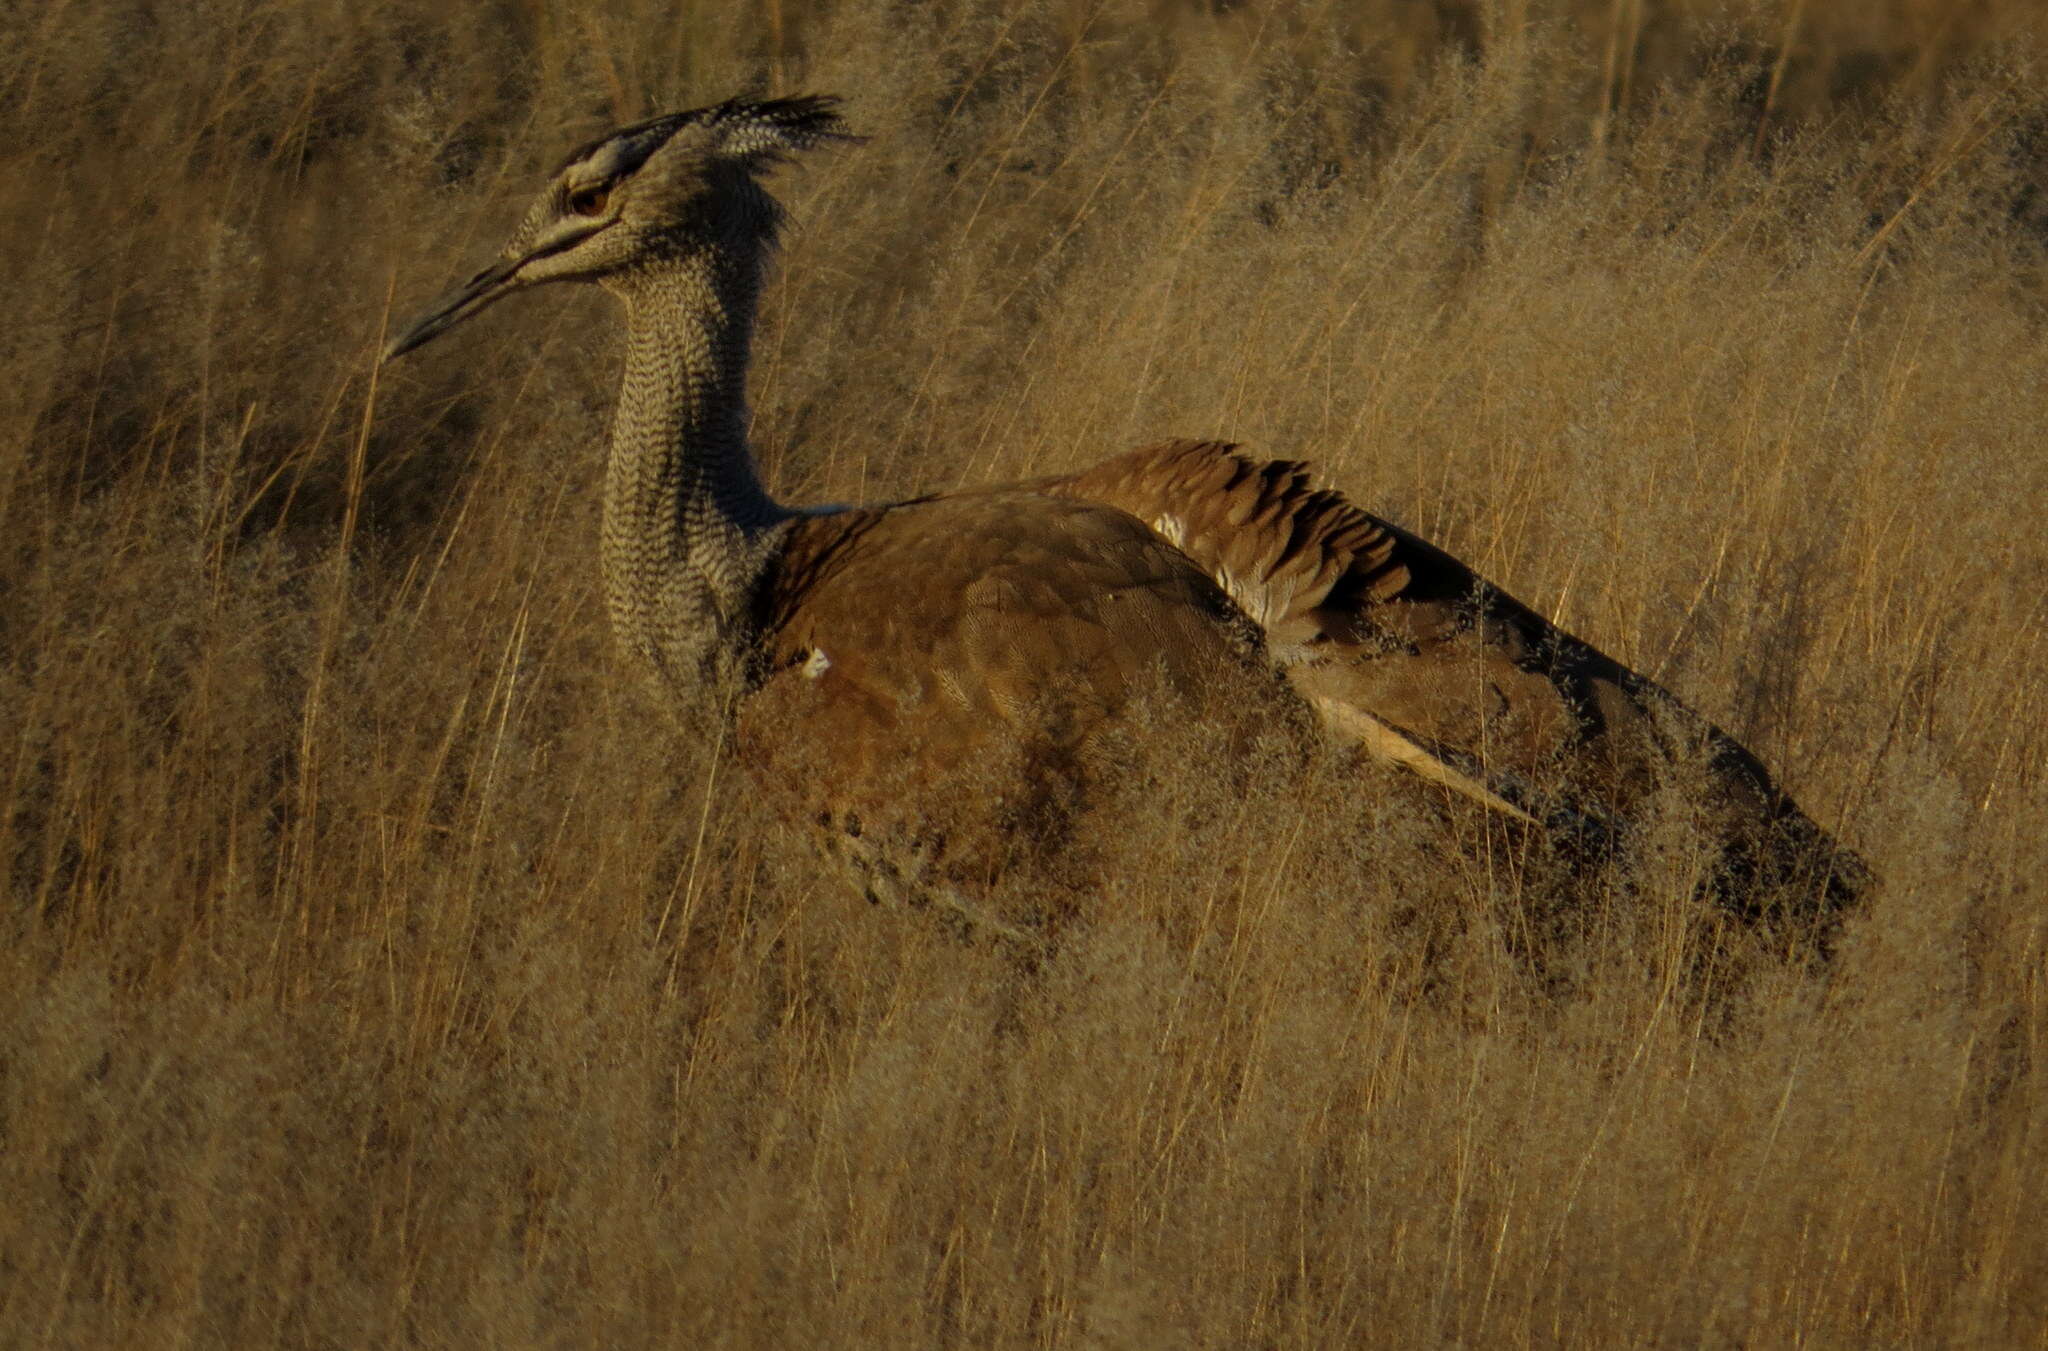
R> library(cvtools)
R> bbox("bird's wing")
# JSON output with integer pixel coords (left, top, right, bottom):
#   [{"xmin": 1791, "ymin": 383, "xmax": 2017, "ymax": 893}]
[{"xmin": 1048, "ymin": 440, "xmax": 1777, "ymax": 831}]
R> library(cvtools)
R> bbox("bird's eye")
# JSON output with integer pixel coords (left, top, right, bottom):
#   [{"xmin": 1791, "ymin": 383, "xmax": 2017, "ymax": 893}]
[{"xmin": 568, "ymin": 185, "xmax": 610, "ymax": 216}]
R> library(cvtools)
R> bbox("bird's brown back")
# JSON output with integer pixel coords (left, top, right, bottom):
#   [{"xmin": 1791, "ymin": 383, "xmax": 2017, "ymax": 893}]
[{"xmin": 730, "ymin": 440, "xmax": 1860, "ymax": 926}]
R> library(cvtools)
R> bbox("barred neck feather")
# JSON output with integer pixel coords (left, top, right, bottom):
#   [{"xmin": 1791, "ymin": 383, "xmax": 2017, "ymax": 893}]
[{"xmin": 600, "ymin": 254, "xmax": 790, "ymax": 702}]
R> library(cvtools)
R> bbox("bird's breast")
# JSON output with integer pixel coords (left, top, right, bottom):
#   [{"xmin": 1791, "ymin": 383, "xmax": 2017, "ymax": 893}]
[{"xmin": 732, "ymin": 489, "xmax": 1295, "ymax": 873}]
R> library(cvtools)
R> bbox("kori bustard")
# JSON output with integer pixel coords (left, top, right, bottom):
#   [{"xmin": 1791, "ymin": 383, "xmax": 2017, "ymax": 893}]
[{"xmin": 384, "ymin": 95, "xmax": 1865, "ymax": 934}]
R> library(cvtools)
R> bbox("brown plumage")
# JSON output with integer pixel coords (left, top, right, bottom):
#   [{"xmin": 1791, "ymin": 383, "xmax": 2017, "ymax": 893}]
[
  {"xmin": 738, "ymin": 480, "xmax": 1306, "ymax": 904},
  {"xmin": 384, "ymin": 95, "xmax": 1866, "ymax": 938}
]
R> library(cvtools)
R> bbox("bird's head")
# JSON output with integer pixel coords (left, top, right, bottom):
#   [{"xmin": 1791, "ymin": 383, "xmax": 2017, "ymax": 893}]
[{"xmin": 383, "ymin": 94, "xmax": 856, "ymax": 361}]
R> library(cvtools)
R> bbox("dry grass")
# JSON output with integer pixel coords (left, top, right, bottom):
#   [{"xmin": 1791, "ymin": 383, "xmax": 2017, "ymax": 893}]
[{"xmin": 4, "ymin": 0, "xmax": 2046, "ymax": 1344}]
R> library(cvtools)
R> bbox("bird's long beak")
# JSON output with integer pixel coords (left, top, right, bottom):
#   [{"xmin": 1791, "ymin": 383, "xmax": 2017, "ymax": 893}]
[{"xmin": 382, "ymin": 257, "xmax": 525, "ymax": 363}]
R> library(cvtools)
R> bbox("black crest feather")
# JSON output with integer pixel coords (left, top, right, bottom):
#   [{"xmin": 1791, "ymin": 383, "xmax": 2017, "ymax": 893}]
[{"xmin": 555, "ymin": 94, "xmax": 858, "ymax": 174}]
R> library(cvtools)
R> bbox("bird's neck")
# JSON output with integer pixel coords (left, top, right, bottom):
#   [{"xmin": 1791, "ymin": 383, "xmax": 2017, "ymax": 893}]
[{"xmin": 601, "ymin": 260, "xmax": 790, "ymax": 706}]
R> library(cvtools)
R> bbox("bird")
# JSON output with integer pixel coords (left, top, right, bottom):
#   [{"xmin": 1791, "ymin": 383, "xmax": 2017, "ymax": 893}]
[{"xmin": 382, "ymin": 94, "xmax": 1866, "ymax": 942}]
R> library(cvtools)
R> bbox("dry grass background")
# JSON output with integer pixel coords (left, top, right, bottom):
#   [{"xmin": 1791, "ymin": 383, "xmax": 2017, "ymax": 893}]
[{"xmin": 4, "ymin": 0, "xmax": 2047, "ymax": 1344}]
